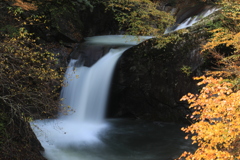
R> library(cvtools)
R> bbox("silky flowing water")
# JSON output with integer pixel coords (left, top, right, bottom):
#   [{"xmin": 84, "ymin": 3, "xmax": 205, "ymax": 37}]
[
  {"xmin": 164, "ymin": 7, "xmax": 219, "ymax": 34},
  {"xmin": 33, "ymin": 119, "xmax": 195, "ymax": 160}
]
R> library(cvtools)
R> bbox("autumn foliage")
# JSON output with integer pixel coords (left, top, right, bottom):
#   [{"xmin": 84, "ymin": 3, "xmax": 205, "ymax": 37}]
[
  {"xmin": 105, "ymin": 0, "xmax": 175, "ymax": 35},
  {"xmin": 179, "ymin": 0, "xmax": 240, "ymax": 159},
  {"xmin": 179, "ymin": 76, "xmax": 240, "ymax": 159},
  {"xmin": 104, "ymin": 0, "xmax": 178, "ymax": 48}
]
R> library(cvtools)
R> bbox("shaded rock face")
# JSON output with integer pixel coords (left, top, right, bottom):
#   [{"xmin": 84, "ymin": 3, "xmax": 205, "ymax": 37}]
[
  {"xmin": 79, "ymin": 4, "xmax": 120, "ymax": 37},
  {"xmin": 0, "ymin": 110, "xmax": 46, "ymax": 160},
  {"xmin": 108, "ymin": 34, "xmax": 205, "ymax": 123},
  {"xmin": 26, "ymin": 3, "xmax": 119, "ymax": 45},
  {"xmin": 51, "ymin": 8, "xmax": 83, "ymax": 42},
  {"xmin": 70, "ymin": 43, "xmax": 112, "ymax": 67},
  {"xmin": 38, "ymin": 3, "xmax": 120, "ymax": 67},
  {"xmin": 48, "ymin": 3, "xmax": 119, "ymax": 43}
]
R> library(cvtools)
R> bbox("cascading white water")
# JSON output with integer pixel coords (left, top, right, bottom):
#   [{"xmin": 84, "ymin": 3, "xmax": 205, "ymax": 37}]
[
  {"xmin": 60, "ymin": 48, "xmax": 127, "ymax": 123},
  {"xmin": 59, "ymin": 35, "xmax": 152, "ymax": 123},
  {"xmin": 30, "ymin": 35, "xmax": 152, "ymax": 159},
  {"xmin": 164, "ymin": 7, "xmax": 219, "ymax": 34}
]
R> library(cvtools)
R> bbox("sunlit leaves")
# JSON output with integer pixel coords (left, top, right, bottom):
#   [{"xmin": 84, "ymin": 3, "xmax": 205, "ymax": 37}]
[
  {"xmin": 202, "ymin": 0, "xmax": 240, "ymax": 54},
  {"xmin": 179, "ymin": 76, "xmax": 240, "ymax": 160},
  {"xmin": 202, "ymin": 28, "xmax": 240, "ymax": 53},
  {"xmin": 220, "ymin": 0, "xmax": 240, "ymax": 21},
  {"xmin": 179, "ymin": 1, "xmax": 240, "ymax": 159}
]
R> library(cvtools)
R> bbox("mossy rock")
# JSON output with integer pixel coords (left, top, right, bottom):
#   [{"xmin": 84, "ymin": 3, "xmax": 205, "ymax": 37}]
[{"xmin": 50, "ymin": 5, "xmax": 84, "ymax": 42}]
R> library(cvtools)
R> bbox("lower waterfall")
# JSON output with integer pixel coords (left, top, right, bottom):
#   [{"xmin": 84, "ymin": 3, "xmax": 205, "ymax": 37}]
[
  {"xmin": 60, "ymin": 48, "xmax": 128, "ymax": 123},
  {"xmin": 30, "ymin": 35, "xmax": 154, "ymax": 159}
]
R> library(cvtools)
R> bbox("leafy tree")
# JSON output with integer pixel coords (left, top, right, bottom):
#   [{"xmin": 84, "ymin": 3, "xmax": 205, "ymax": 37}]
[
  {"xmin": 179, "ymin": 0, "xmax": 240, "ymax": 159},
  {"xmin": 105, "ymin": 0, "xmax": 174, "ymax": 35},
  {"xmin": 103, "ymin": 0, "xmax": 178, "ymax": 48},
  {"xmin": 0, "ymin": 3, "xmax": 64, "ymax": 157},
  {"xmin": 179, "ymin": 76, "xmax": 240, "ymax": 159}
]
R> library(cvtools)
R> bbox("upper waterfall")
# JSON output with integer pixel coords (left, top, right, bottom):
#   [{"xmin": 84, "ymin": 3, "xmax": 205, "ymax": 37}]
[{"xmin": 165, "ymin": 6, "xmax": 219, "ymax": 34}]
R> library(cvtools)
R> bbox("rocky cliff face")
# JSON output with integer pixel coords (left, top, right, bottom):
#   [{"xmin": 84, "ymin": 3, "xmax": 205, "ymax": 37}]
[{"xmin": 107, "ymin": 30, "xmax": 208, "ymax": 122}]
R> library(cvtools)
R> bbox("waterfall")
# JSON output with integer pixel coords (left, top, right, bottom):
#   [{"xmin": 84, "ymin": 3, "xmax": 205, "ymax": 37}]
[
  {"xmin": 30, "ymin": 7, "xmax": 218, "ymax": 159},
  {"xmin": 30, "ymin": 35, "xmax": 152, "ymax": 158},
  {"xmin": 59, "ymin": 35, "xmax": 152, "ymax": 123},
  {"xmin": 59, "ymin": 48, "xmax": 128, "ymax": 123}
]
